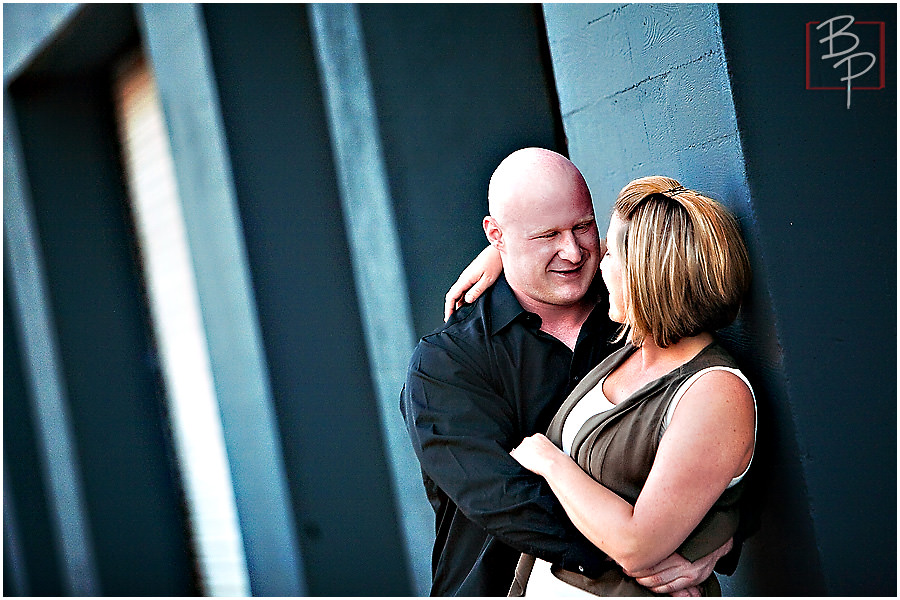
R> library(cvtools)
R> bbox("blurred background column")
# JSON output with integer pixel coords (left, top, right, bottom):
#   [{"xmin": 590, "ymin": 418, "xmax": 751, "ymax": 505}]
[
  {"xmin": 4, "ymin": 94, "xmax": 99, "ymax": 597},
  {"xmin": 308, "ymin": 4, "xmax": 432, "ymax": 595},
  {"xmin": 138, "ymin": 4, "xmax": 307, "ymax": 595}
]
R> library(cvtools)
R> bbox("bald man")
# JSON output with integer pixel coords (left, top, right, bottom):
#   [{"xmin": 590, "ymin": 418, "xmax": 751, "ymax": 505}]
[{"xmin": 401, "ymin": 148, "xmax": 727, "ymax": 596}]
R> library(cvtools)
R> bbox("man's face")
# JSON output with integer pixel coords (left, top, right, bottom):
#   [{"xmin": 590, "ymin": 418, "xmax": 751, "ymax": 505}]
[{"xmin": 497, "ymin": 184, "xmax": 600, "ymax": 310}]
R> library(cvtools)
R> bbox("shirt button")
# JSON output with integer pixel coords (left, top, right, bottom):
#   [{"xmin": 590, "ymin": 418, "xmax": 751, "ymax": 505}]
[
  {"xmin": 572, "ymin": 375, "xmax": 581, "ymax": 383},
  {"xmin": 577, "ymin": 565, "xmax": 584, "ymax": 573}
]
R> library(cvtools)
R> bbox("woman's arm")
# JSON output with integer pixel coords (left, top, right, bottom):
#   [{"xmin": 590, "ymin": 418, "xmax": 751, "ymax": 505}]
[
  {"xmin": 510, "ymin": 370, "xmax": 755, "ymax": 573},
  {"xmin": 443, "ymin": 237, "xmax": 608, "ymax": 321},
  {"xmin": 443, "ymin": 245, "xmax": 502, "ymax": 321}
]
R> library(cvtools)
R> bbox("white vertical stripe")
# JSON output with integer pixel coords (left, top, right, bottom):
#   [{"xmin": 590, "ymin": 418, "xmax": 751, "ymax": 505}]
[
  {"xmin": 137, "ymin": 4, "xmax": 307, "ymax": 595},
  {"xmin": 112, "ymin": 53, "xmax": 250, "ymax": 597}
]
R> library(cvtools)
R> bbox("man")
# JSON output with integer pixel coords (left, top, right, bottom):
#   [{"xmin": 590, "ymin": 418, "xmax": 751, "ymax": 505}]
[{"xmin": 401, "ymin": 148, "xmax": 730, "ymax": 596}]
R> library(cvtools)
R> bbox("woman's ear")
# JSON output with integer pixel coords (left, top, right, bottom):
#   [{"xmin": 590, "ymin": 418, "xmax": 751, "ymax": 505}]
[{"xmin": 483, "ymin": 216, "xmax": 504, "ymax": 250}]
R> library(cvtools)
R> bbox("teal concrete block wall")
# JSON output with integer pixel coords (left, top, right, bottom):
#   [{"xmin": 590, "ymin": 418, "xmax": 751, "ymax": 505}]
[
  {"xmin": 543, "ymin": 2, "xmax": 896, "ymax": 595},
  {"xmin": 543, "ymin": 4, "xmax": 745, "ymax": 224},
  {"xmin": 542, "ymin": 3, "xmax": 830, "ymax": 595}
]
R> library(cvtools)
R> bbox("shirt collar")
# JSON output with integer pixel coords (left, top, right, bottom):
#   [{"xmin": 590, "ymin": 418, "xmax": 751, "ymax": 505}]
[
  {"xmin": 488, "ymin": 274, "xmax": 608, "ymax": 338},
  {"xmin": 488, "ymin": 275, "xmax": 530, "ymax": 336}
]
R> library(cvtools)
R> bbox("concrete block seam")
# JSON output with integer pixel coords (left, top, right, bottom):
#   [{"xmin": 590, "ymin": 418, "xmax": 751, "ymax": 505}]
[{"xmin": 561, "ymin": 48, "xmax": 721, "ymax": 119}]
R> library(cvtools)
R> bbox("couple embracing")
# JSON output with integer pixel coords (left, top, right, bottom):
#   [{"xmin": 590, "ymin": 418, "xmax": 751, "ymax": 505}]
[{"xmin": 401, "ymin": 148, "xmax": 755, "ymax": 597}]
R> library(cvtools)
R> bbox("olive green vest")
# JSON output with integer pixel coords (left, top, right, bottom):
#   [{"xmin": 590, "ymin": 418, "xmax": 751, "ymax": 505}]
[{"xmin": 510, "ymin": 341, "xmax": 746, "ymax": 597}]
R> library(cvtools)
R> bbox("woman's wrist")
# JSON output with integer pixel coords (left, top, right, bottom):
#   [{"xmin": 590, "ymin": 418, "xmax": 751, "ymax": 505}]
[{"xmin": 537, "ymin": 443, "xmax": 571, "ymax": 480}]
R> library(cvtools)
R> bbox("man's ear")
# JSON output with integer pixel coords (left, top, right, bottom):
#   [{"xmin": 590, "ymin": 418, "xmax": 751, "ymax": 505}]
[{"xmin": 483, "ymin": 216, "xmax": 504, "ymax": 250}]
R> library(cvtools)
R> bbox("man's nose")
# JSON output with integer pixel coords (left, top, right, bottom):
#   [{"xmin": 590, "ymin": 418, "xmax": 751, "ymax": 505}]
[{"xmin": 557, "ymin": 232, "xmax": 583, "ymax": 263}]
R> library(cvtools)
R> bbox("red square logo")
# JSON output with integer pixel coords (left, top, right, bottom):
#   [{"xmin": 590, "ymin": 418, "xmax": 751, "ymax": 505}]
[{"xmin": 806, "ymin": 17, "xmax": 886, "ymax": 92}]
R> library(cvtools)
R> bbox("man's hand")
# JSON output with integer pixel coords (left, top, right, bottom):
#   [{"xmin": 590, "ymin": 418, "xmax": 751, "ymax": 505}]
[
  {"xmin": 623, "ymin": 537, "xmax": 733, "ymax": 596},
  {"xmin": 444, "ymin": 245, "xmax": 502, "ymax": 321}
]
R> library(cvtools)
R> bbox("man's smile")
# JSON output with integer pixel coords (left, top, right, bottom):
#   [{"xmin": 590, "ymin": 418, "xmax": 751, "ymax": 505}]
[{"xmin": 549, "ymin": 261, "xmax": 587, "ymax": 276}]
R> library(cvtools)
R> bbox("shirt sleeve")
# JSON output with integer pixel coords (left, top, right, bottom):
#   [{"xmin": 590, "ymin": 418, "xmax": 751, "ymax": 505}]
[{"xmin": 400, "ymin": 333, "xmax": 610, "ymax": 577}]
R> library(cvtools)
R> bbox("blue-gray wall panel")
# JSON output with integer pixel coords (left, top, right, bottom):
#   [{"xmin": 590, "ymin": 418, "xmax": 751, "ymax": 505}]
[
  {"xmin": 360, "ymin": 3, "xmax": 566, "ymax": 337},
  {"xmin": 3, "ymin": 283, "xmax": 64, "ymax": 596},
  {"xmin": 138, "ymin": 4, "xmax": 308, "ymax": 595},
  {"xmin": 543, "ymin": 3, "xmax": 827, "ymax": 595},
  {"xmin": 2, "ymin": 3, "xmax": 80, "ymax": 82},
  {"xmin": 9, "ymin": 72, "xmax": 196, "ymax": 596},
  {"xmin": 200, "ymin": 4, "xmax": 410, "ymax": 595},
  {"xmin": 719, "ymin": 4, "xmax": 896, "ymax": 595},
  {"xmin": 544, "ymin": 3, "xmax": 745, "ymax": 223}
]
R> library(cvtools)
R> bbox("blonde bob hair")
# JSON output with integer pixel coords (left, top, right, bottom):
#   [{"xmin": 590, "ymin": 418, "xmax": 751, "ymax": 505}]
[{"xmin": 612, "ymin": 176, "xmax": 751, "ymax": 348}]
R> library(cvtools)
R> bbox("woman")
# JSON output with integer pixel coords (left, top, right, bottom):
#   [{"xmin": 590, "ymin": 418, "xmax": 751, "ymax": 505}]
[{"xmin": 450, "ymin": 176, "xmax": 756, "ymax": 596}]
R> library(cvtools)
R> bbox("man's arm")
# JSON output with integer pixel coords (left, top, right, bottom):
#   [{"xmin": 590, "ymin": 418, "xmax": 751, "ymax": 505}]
[{"xmin": 401, "ymin": 334, "xmax": 610, "ymax": 577}]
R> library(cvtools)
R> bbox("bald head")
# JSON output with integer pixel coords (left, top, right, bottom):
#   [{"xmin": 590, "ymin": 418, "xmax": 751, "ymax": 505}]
[
  {"xmin": 483, "ymin": 147, "xmax": 599, "ymax": 313},
  {"xmin": 488, "ymin": 147, "xmax": 589, "ymax": 224}
]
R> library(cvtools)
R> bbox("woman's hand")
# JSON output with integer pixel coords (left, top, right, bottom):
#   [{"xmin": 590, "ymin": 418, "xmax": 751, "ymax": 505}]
[
  {"xmin": 444, "ymin": 245, "xmax": 503, "ymax": 321},
  {"xmin": 510, "ymin": 433, "xmax": 566, "ymax": 478}
]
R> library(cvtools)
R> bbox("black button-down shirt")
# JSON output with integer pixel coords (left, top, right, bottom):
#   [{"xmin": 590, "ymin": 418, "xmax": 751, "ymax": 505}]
[{"xmin": 401, "ymin": 275, "xmax": 621, "ymax": 596}]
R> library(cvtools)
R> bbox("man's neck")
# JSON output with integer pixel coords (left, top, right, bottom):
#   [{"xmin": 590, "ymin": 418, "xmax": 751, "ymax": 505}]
[{"xmin": 513, "ymin": 292, "xmax": 594, "ymax": 350}]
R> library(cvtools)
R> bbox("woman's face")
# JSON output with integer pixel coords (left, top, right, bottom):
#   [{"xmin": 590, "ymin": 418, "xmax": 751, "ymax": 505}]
[{"xmin": 600, "ymin": 215, "xmax": 628, "ymax": 324}]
